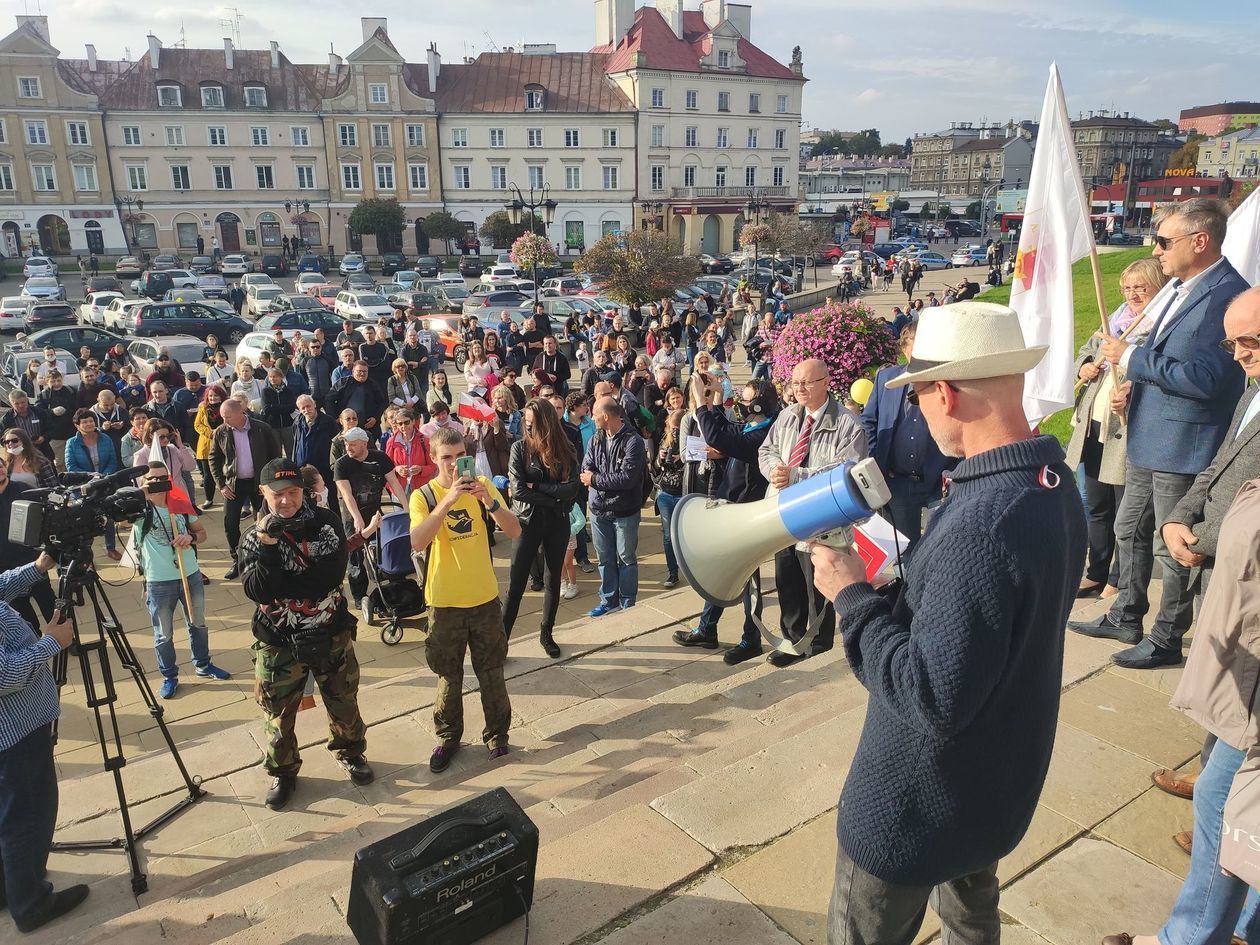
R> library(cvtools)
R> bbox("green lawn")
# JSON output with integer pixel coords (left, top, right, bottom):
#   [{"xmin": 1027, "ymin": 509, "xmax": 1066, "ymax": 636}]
[{"xmin": 984, "ymin": 247, "xmax": 1152, "ymax": 443}]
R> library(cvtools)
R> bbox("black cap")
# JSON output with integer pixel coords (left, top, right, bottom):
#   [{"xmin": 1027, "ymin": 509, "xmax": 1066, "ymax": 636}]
[{"xmin": 259, "ymin": 458, "xmax": 302, "ymax": 491}]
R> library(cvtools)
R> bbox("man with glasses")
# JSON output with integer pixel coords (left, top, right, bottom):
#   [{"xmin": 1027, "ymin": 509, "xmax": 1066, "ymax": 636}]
[
  {"xmin": 301, "ymin": 339, "xmax": 335, "ymax": 407},
  {"xmin": 757, "ymin": 358, "xmax": 867, "ymax": 666},
  {"xmin": 1071, "ymin": 198, "xmax": 1250, "ymax": 670}
]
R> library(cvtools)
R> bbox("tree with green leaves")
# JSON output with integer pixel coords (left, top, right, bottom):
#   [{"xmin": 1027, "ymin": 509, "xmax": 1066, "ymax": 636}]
[
  {"xmin": 574, "ymin": 230, "xmax": 698, "ymax": 307},
  {"xmin": 479, "ymin": 210, "xmax": 543, "ymax": 249},
  {"xmin": 1168, "ymin": 134, "xmax": 1205, "ymax": 170},
  {"xmin": 423, "ymin": 211, "xmax": 467, "ymax": 255},
  {"xmin": 347, "ymin": 198, "xmax": 405, "ymax": 253}
]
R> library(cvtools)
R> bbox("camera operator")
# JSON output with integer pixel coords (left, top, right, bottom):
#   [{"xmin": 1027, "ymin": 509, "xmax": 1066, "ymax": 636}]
[
  {"xmin": 0, "ymin": 553, "xmax": 89, "ymax": 933},
  {"xmin": 237, "ymin": 458, "xmax": 372, "ymax": 811},
  {"xmin": 0, "ymin": 461, "xmax": 55, "ymax": 630}
]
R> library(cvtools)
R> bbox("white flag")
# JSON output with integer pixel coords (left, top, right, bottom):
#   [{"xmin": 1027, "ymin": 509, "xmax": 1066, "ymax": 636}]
[
  {"xmin": 1223, "ymin": 185, "xmax": 1260, "ymax": 287},
  {"xmin": 1009, "ymin": 63, "xmax": 1098, "ymax": 423}
]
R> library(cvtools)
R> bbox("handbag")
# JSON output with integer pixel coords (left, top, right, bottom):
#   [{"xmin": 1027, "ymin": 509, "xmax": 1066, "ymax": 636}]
[
  {"xmin": 568, "ymin": 503, "xmax": 587, "ymax": 537},
  {"xmin": 1220, "ymin": 747, "xmax": 1260, "ymax": 888}
]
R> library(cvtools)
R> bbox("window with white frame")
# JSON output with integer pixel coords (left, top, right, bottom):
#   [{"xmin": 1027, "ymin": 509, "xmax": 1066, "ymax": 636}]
[
  {"xmin": 564, "ymin": 166, "xmax": 581, "ymax": 190},
  {"xmin": 684, "ymin": 126, "xmax": 698, "ymax": 147},
  {"xmin": 774, "ymin": 128, "xmax": 786, "ymax": 149},
  {"xmin": 369, "ymin": 84, "xmax": 387, "ymax": 105},
  {"xmin": 776, "ymin": 94, "xmax": 788, "ymax": 113},
  {"xmin": 406, "ymin": 124, "xmax": 425, "ymax": 147},
  {"xmin": 342, "ymin": 163, "xmax": 362, "ymax": 190},
  {"xmin": 338, "ymin": 124, "xmax": 357, "ymax": 147},
  {"xmin": 0, "ymin": 120, "xmax": 6, "ymax": 144},
  {"xmin": 490, "ymin": 165, "xmax": 508, "ymax": 189},
  {"xmin": 749, "ymin": 93, "xmax": 761, "ymax": 113},
  {"xmin": 717, "ymin": 50, "xmax": 731, "ymax": 67},
  {"xmin": 213, "ymin": 164, "xmax": 233, "ymax": 189},
  {"xmin": 528, "ymin": 165, "xmax": 545, "ymax": 189},
  {"xmin": 372, "ymin": 124, "xmax": 391, "ymax": 147},
  {"xmin": 251, "ymin": 126, "xmax": 269, "ymax": 147},
  {"xmin": 602, "ymin": 128, "xmax": 619, "ymax": 147},
  {"xmin": 685, "ymin": 89, "xmax": 698, "ymax": 109},
  {"xmin": 245, "ymin": 86, "xmax": 267, "ymax": 107},
  {"xmin": 452, "ymin": 165, "xmax": 470, "ymax": 189},
  {"xmin": 525, "ymin": 89, "xmax": 544, "ymax": 111},
  {"xmin": 257, "ymin": 165, "xmax": 275, "ymax": 189},
  {"xmin": 375, "ymin": 163, "xmax": 394, "ymax": 190},
  {"xmin": 650, "ymin": 165, "xmax": 664, "ymax": 191},
  {"xmin": 718, "ymin": 91, "xmax": 730, "ymax": 112},
  {"xmin": 296, "ymin": 165, "xmax": 315, "ymax": 189},
  {"xmin": 73, "ymin": 163, "xmax": 97, "ymax": 192},
  {"xmin": 31, "ymin": 164, "xmax": 56, "ymax": 191},
  {"xmin": 157, "ymin": 84, "xmax": 182, "ymax": 107},
  {"xmin": 291, "ymin": 126, "xmax": 310, "ymax": 146},
  {"xmin": 489, "ymin": 128, "xmax": 505, "ymax": 148},
  {"xmin": 0, "ymin": 164, "xmax": 13, "ymax": 191},
  {"xmin": 651, "ymin": 125, "xmax": 665, "ymax": 148},
  {"xmin": 408, "ymin": 163, "xmax": 428, "ymax": 190},
  {"xmin": 451, "ymin": 128, "xmax": 468, "ymax": 148},
  {"xmin": 201, "ymin": 86, "xmax": 224, "ymax": 108},
  {"xmin": 25, "ymin": 120, "xmax": 47, "ymax": 145},
  {"xmin": 564, "ymin": 128, "xmax": 581, "ymax": 148},
  {"xmin": 122, "ymin": 125, "xmax": 141, "ymax": 145},
  {"xmin": 208, "ymin": 126, "xmax": 227, "ymax": 146},
  {"xmin": 651, "ymin": 88, "xmax": 665, "ymax": 108},
  {"xmin": 171, "ymin": 165, "xmax": 191, "ymax": 190},
  {"xmin": 747, "ymin": 128, "xmax": 758, "ymax": 148},
  {"xmin": 164, "ymin": 125, "xmax": 184, "ymax": 147},
  {"xmin": 66, "ymin": 122, "xmax": 90, "ymax": 146},
  {"xmin": 772, "ymin": 165, "xmax": 785, "ymax": 187},
  {"xmin": 683, "ymin": 165, "xmax": 696, "ymax": 187},
  {"xmin": 17, "ymin": 76, "xmax": 41, "ymax": 98},
  {"xmin": 715, "ymin": 166, "xmax": 727, "ymax": 187},
  {"xmin": 716, "ymin": 127, "xmax": 728, "ymax": 148},
  {"xmin": 527, "ymin": 128, "xmax": 543, "ymax": 148},
  {"xmin": 602, "ymin": 166, "xmax": 619, "ymax": 190},
  {"xmin": 745, "ymin": 165, "xmax": 756, "ymax": 187},
  {"xmin": 125, "ymin": 164, "xmax": 147, "ymax": 190}
]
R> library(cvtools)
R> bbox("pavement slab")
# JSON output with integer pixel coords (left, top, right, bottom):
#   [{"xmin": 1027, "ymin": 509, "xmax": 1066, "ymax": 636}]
[
  {"xmin": 1056, "ymin": 673, "xmax": 1204, "ymax": 768},
  {"xmin": 1037, "ymin": 722, "xmax": 1165, "ymax": 828},
  {"xmin": 1093, "ymin": 783, "xmax": 1195, "ymax": 880}
]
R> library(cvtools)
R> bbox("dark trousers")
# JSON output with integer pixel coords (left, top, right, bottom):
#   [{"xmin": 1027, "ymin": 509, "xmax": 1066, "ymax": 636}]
[
  {"xmin": 0, "ymin": 724, "xmax": 59, "ymax": 926},
  {"xmin": 775, "ymin": 545, "xmax": 835, "ymax": 651},
  {"xmin": 881, "ymin": 474, "xmax": 939, "ymax": 553},
  {"xmin": 697, "ymin": 571, "xmax": 763, "ymax": 645},
  {"xmin": 1080, "ymin": 431, "xmax": 1123, "ymax": 586},
  {"xmin": 224, "ymin": 476, "xmax": 262, "ymax": 559},
  {"xmin": 1110, "ymin": 464, "xmax": 1196, "ymax": 648},
  {"xmin": 502, "ymin": 515, "xmax": 569, "ymax": 638},
  {"xmin": 347, "ymin": 546, "xmax": 368, "ymax": 601},
  {"xmin": 197, "ymin": 458, "xmax": 216, "ymax": 502},
  {"xmin": 827, "ymin": 841, "xmax": 999, "ymax": 945}
]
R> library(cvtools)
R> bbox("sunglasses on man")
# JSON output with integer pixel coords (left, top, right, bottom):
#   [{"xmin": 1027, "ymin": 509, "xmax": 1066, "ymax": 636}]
[
  {"xmin": 1152, "ymin": 231, "xmax": 1202, "ymax": 251},
  {"xmin": 1220, "ymin": 334, "xmax": 1260, "ymax": 354}
]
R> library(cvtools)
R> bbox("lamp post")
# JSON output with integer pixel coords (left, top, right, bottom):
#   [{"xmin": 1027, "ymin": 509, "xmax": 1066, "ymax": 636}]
[
  {"xmin": 283, "ymin": 198, "xmax": 312, "ymax": 255},
  {"xmin": 979, "ymin": 177, "xmax": 1004, "ymax": 238},
  {"xmin": 114, "ymin": 194, "xmax": 144, "ymax": 252},
  {"xmin": 639, "ymin": 200, "xmax": 664, "ymax": 232},
  {"xmin": 506, "ymin": 182, "xmax": 557, "ymax": 305},
  {"xmin": 744, "ymin": 195, "xmax": 771, "ymax": 290}
]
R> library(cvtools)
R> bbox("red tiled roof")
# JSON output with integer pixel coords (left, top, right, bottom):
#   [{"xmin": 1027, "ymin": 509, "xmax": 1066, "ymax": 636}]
[
  {"xmin": 595, "ymin": 6, "xmax": 800, "ymax": 81},
  {"xmin": 425, "ymin": 52, "xmax": 633, "ymax": 114}
]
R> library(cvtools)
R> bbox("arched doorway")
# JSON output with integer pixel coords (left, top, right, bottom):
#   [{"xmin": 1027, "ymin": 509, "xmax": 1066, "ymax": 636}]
[
  {"xmin": 37, "ymin": 215, "xmax": 71, "ymax": 255},
  {"xmin": 701, "ymin": 214, "xmax": 721, "ymax": 255},
  {"xmin": 84, "ymin": 220, "xmax": 104, "ymax": 255},
  {"xmin": 672, "ymin": 213, "xmax": 686, "ymax": 248},
  {"xmin": 414, "ymin": 219, "xmax": 430, "ymax": 254},
  {"xmin": 216, "ymin": 212, "xmax": 241, "ymax": 252},
  {"xmin": 3, "ymin": 221, "xmax": 23, "ymax": 256}
]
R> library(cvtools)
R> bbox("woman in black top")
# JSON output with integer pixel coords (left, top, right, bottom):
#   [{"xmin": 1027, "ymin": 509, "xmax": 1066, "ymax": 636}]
[
  {"xmin": 653, "ymin": 408, "xmax": 686, "ymax": 589},
  {"xmin": 500, "ymin": 398, "xmax": 579, "ymax": 659}
]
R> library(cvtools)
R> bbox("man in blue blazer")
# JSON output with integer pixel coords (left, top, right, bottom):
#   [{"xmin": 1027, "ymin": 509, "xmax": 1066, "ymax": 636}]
[
  {"xmin": 859, "ymin": 324, "xmax": 956, "ymax": 553},
  {"xmin": 1071, "ymin": 198, "xmax": 1251, "ymax": 669}
]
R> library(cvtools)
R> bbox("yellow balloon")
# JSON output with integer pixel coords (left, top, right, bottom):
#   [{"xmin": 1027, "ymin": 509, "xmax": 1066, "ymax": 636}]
[{"xmin": 849, "ymin": 377, "xmax": 874, "ymax": 406}]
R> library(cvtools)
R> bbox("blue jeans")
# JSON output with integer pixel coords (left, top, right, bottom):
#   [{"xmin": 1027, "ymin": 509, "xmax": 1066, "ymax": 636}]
[
  {"xmin": 656, "ymin": 491, "xmax": 681, "ymax": 577},
  {"xmin": 0, "ymin": 723, "xmax": 59, "ymax": 926},
  {"xmin": 697, "ymin": 570, "xmax": 763, "ymax": 646},
  {"xmin": 145, "ymin": 576, "xmax": 210, "ymax": 679},
  {"xmin": 1159, "ymin": 739, "xmax": 1260, "ymax": 945},
  {"xmin": 592, "ymin": 511, "xmax": 640, "ymax": 607},
  {"xmin": 751, "ymin": 361, "xmax": 773, "ymax": 382}
]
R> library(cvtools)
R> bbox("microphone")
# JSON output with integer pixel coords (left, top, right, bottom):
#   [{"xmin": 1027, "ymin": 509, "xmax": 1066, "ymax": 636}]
[
  {"xmin": 83, "ymin": 465, "xmax": 148, "ymax": 498},
  {"xmin": 58, "ymin": 472, "xmax": 95, "ymax": 487}
]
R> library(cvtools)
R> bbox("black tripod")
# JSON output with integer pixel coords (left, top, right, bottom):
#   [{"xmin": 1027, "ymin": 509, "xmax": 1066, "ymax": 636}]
[{"xmin": 49, "ymin": 550, "xmax": 205, "ymax": 894}]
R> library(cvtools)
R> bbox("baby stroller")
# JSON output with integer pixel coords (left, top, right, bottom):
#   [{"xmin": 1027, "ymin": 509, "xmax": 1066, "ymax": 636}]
[{"xmin": 361, "ymin": 501, "xmax": 426, "ymax": 645}]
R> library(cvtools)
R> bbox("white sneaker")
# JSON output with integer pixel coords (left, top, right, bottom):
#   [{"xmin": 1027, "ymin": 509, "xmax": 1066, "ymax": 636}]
[{"xmin": 562, "ymin": 582, "xmax": 579, "ymax": 600}]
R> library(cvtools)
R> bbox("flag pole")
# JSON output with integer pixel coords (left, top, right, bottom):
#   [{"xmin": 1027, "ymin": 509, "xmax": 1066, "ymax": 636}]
[
  {"xmin": 167, "ymin": 508, "xmax": 194, "ymax": 621},
  {"xmin": 1088, "ymin": 241, "xmax": 1111, "ymax": 337}
]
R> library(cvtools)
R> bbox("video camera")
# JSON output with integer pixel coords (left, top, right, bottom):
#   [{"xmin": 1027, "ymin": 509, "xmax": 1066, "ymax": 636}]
[{"xmin": 9, "ymin": 466, "xmax": 152, "ymax": 557}]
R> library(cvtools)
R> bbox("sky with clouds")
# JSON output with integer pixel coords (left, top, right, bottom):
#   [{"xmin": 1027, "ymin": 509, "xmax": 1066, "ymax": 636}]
[{"xmin": 24, "ymin": 0, "xmax": 1256, "ymax": 140}]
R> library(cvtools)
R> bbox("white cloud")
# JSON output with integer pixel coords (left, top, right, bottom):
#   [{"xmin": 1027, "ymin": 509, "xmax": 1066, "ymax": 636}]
[{"xmin": 855, "ymin": 88, "xmax": 881, "ymax": 104}]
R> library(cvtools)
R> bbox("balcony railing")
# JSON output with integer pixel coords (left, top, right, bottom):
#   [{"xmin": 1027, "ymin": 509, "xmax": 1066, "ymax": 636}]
[{"xmin": 670, "ymin": 186, "xmax": 790, "ymax": 200}]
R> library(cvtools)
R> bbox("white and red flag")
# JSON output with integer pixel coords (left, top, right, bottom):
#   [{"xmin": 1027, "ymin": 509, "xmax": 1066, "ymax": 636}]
[{"xmin": 457, "ymin": 392, "xmax": 496, "ymax": 423}]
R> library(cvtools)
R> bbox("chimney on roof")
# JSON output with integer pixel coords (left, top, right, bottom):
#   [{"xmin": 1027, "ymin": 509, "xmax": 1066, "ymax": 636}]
[
  {"xmin": 701, "ymin": 0, "xmax": 726, "ymax": 30},
  {"xmin": 224, "ymin": 37, "xmax": 234, "ymax": 70},
  {"xmin": 147, "ymin": 34, "xmax": 161, "ymax": 70},
  {"xmin": 85, "ymin": 43, "xmax": 97, "ymax": 72},
  {"xmin": 15, "ymin": 15, "xmax": 50, "ymax": 42},
  {"xmin": 524, "ymin": 44, "xmax": 557, "ymax": 55},
  {"xmin": 657, "ymin": 0, "xmax": 684, "ymax": 40},
  {"xmin": 329, "ymin": 49, "xmax": 342, "ymax": 76},
  {"xmin": 426, "ymin": 42, "xmax": 441, "ymax": 93},
  {"xmin": 270, "ymin": 41, "xmax": 280, "ymax": 69},
  {"xmin": 361, "ymin": 17, "xmax": 388, "ymax": 42},
  {"xmin": 594, "ymin": 0, "xmax": 635, "ymax": 47}
]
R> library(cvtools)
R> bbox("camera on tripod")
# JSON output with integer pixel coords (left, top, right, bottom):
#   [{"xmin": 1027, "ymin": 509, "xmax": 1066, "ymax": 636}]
[{"xmin": 8, "ymin": 466, "xmax": 152, "ymax": 557}]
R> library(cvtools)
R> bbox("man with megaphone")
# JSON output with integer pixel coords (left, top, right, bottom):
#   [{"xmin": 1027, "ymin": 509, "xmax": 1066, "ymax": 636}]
[{"xmin": 805, "ymin": 302, "xmax": 1086, "ymax": 945}]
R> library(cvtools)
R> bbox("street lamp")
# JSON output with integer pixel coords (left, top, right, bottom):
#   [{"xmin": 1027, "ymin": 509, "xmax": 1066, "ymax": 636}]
[
  {"xmin": 505, "ymin": 182, "xmax": 557, "ymax": 304},
  {"xmin": 639, "ymin": 200, "xmax": 664, "ymax": 231},
  {"xmin": 114, "ymin": 194, "xmax": 144, "ymax": 252},
  {"xmin": 979, "ymin": 177, "xmax": 1004, "ymax": 237},
  {"xmin": 744, "ymin": 195, "xmax": 772, "ymax": 288}
]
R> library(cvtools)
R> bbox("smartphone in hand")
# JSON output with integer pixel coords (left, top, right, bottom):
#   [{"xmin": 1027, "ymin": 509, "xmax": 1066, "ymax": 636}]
[{"xmin": 455, "ymin": 455, "xmax": 477, "ymax": 481}]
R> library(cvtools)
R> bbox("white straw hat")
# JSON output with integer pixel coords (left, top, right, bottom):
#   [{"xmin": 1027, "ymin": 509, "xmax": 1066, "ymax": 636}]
[{"xmin": 884, "ymin": 301, "xmax": 1047, "ymax": 389}]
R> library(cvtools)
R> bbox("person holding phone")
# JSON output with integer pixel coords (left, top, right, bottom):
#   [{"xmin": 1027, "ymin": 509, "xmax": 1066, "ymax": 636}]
[{"xmin": 410, "ymin": 428, "xmax": 521, "ymax": 773}]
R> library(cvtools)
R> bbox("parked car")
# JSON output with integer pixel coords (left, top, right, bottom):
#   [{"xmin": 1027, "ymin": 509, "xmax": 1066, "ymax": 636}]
[
  {"xmin": 165, "ymin": 289, "xmax": 233, "ymax": 314},
  {"xmin": 0, "ymin": 297, "xmax": 27, "ymax": 331},
  {"xmin": 20, "ymin": 277, "xmax": 65, "ymax": 301},
  {"xmin": 114, "ymin": 256, "xmax": 144, "ymax": 278},
  {"xmin": 123, "ymin": 301, "xmax": 251, "ymax": 342},
  {"xmin": 254, "ymin": 310, "xmax": 352, "ymax": 334},
  {"xmin": 188, "ymin": 255, "xmax": 216, "ymax": 275},
  {"xmin": 415, "ymin": 256, "xmax": 441, "ymax": 278},
  {"xmin": 0, "ymin": 350, "xmax": 80, "ymax": 406},
  {"xmin": 23, "ymin": 301, "xmax": 78, "ymax": 329},
  {"xmin": 458, "ymin": 256, "xmax": 483, "ymax": 278},
  {"xmin": 437, "ymin": 272, "xmax": 466, "ymax": 288},
  {"xmin": 698, "ymin": 254, "xmax": 734, "ymax": 275},
  {"xmin": 22, "ymin": 257, "xmax": 57, "ymax": 278},
  {"xmin": 310, "ymin": 285, "xmax": 340, "ymax": 310},
  {"xmin": 462, "ymin": 289, "xmax": 529, "ymax": 317},
  {"xmin": 389, "ymin": 270, "xmax": 420, "ymax": 291},
  {"xmin": 294, "ymin": 272, "xmax": 327, "ymax": 293},
  {"xmin": 79, "ymin": 291, "xmax": 124, "ymax": 327},
  {"xmin": 428, "ymin": 284, "xmax": 467, "ymax": 313},
  {"xmin": 494, "ymin": 253, "xmax": 517, "ymax": 271},
  {"xmin": 380, "ymin": 253, "xmax": 407, "ymax": 277},
  {"xmin": 166, "ymin": 269, "xmax": 198, "ymax": 288},
  {"xmin": 267, "ymin": 294, "xmax": 328, "ymax": 318},
  {"xmin": 338, "ymin": 253, "xmax": 368, "ymax": 276},
  {"xmin": 386, "ymin": 290, "xmax": 441, "ymax": 314},
  {"xmin": 869, "ymin": 242, "xmax": 906, "ymax": 260},
  {"xmin": 14, "ymin": 325, "xmax": 126, "ymax": 361},
  {"xmin": 126, "ymin": 335, "xmax": 208, "ymax": 377},
  {"xmin": 103, "ymin": 297, "xmax": 148, "ymax": 331},
  {"xmin": 239, "ymin": 273, "xmax": 275, "ymax": 291},
  {"xmin": 540, "ymin": 277, "xmax": 585, "ymax": 295},
  {"xmin": 151, "ymin": 254, "xmax": 180, "ymax": 271},
  {"xmin": 914, "ymin": 251, "xmax": 953, "ymax": 271},
  {"xmin": 260, "ymin": 254, "xmax": 289, "ymax": 277},
  {"xmin": 220, "ymin": 254, "xmax": 254, "ymax": 277},
  {"xmin": 235, "ymin": 330, "xmax": 316, "ymax": 367},
  {"xmin": 87, "ymin": 276, "xmax": 124, "ymax": 294},
  {"xmin": 245, "ymin": 284, "xmax": 285, "ymax": 318},
  {"xmin": 950, "ymin": 246, "xmax": 988, "ymax": 267},
  {"xmin": 196, "ymin": 273, "xmax": 229, "ymax": 299},
  {"xmin": 333, "ymin": 290, "xmax": 393, "ymax": 321},
  {"xmin": 134, "ymin": 270, "xmax": 174, "ymax": 300},
  {"xmin": 296, "ymin": 253, "xmax": 328, "ymax": 274},
  {"xmin": 480, "ymin": 266, "xmax": 519, "ymax": 286},
  {"xmin": 1108, "ymin": 232, "xmax": 1145, "ymax": 246}
]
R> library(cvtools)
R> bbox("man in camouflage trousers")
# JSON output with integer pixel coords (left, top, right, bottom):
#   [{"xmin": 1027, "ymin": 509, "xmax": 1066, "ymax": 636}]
[{"xmin": 238, "ymin": 458, "xmax": 373, "ymax": 810}]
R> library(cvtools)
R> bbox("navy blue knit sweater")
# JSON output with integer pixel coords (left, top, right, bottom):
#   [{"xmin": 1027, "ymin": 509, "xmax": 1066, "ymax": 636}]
[{"xmin": 833, "ymin": 435, "xmax": 1085, "ymax": 885}]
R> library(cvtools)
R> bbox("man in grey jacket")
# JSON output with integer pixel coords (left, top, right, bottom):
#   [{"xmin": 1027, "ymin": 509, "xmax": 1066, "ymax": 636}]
[
  {"xmin": 581, "ymin": 397, "xmax": 647, "ymax": 618},
  {"xmin": 757, "ymin": 358, "xmax": 868, "ymax": 666}
]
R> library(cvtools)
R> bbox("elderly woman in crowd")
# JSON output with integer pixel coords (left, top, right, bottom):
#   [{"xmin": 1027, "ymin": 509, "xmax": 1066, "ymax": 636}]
[{"xmin": 1065, "ymin": 257, "xmax": 1169, "ymax": 597}]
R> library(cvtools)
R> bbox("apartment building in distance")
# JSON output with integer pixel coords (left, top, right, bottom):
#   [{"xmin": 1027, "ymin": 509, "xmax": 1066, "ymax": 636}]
[
  {"xmin": 1179, "ymin": 101, "xmax": 1260, "ymax": 136},
  {"xmin": 1197, "ymin": 126, "xmax": 1260, "ymax": 181},
  {"xmin": 1070, "ymin": 112, "xmax": 1177, "ymax": 186},
  {"xmin": 908, "ymin": 122, "xmax": 1033, "ymax": 200}
]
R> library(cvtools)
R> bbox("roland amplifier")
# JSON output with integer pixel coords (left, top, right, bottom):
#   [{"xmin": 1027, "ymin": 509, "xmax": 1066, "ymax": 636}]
[{"xmin": 347, "ymin": 788, "xmax": 538, "ymax": 945}]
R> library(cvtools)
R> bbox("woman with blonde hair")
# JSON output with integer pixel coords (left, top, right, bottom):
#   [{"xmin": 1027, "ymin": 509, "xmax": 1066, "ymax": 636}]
[{"xmin": 1066, "ymin": 256, "xmax": 1170, "ymax": 597}]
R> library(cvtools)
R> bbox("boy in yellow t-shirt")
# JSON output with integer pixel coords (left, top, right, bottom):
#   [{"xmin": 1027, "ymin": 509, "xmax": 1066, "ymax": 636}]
[{"xmin": 410, "ymin": 426, "xmax": 521, "ymax": 773}]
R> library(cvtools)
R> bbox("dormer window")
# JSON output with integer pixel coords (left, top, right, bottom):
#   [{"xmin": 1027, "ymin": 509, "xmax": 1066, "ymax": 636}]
[
  {"xmin": 157, "ymin": 84, "xmax": 182, "ymax": 107},
  {"xmin": 201, "ymin": 85, "xmax": 225, "ymax": 108},
  {"xmin": 525, "ymin": 87, "xmax": 544, "ymax": 111},
  {"xmin": 717, "ymin": 50, "xmax": 731, "ymax": 68},
  {"xmin": 244, "ymin": 85, "xmax": 267, "ymax": 108}
]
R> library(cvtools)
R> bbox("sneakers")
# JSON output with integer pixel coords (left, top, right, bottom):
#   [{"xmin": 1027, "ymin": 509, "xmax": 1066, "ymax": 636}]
[
  {"xmin": 588, "ymin": 603, "xmax": 616, "ymax": 618},
  {"xmin": 530, "ymin": 581, "xmax": 545, "ymax": 592},
  {"xmin": 540, "ymin": 631, "xmax": 560, "ymax": 659},
  {"xmin": 13, "ymin": 884, "xmax": 90, "ymax": 933},
  {"xmin": 430, "ymin": 743, "xmax": 459, "ymax": 773},
  {"xmin": 577, "ymin": 560, "xmax": 597, "ymax": 574},
  {"xmin": 620, "ymin": 600, "xmax": 635, "ymax": 610},
  {"xmin": 195, "ymin": 663, "xmax": 231, "ymax": 680},
  {"xmin": 265, "ymin": 774, "xmax": 296, "ymax": 810},
  {"xmin": 337, "ymin": 755, "xmax": 375, "ymax": 786},
  {"xmin": 672, "ymin": 628, "xmax": 718, "ymax": 649},
  {"xmin": 488, "ymin": 745, "xmax": 510, "ymax": 760},
  {"xmin": 159, "ymin": 678, "xmax": 178, "ymax": 699},
  {"xmin": 561, "ymin": 582, "xmax": 579, "ymax": 600},
  {"xmin": 723, "ymin": 641, "xmax": 764, "ymax": 665},
  {"xmin": 663, "ymin": 573, "xmax": 679, "ymax": 589},
  {"xmin": 224, "ymin": 563, "xmax": 241, "ymax": 580}
]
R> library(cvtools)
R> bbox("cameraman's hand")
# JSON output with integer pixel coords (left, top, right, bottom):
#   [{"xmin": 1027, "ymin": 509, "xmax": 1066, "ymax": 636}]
[
  {"xmin": 35, "ymin": 552, "xmax": 56, "ymax": 574},
  {"xmin": 255, "ymin": 513, "xmax": 279, "ymax": 545},
  {"xmin": 44, "ymin": 609, "xmax": 72, "ymax": 650}
]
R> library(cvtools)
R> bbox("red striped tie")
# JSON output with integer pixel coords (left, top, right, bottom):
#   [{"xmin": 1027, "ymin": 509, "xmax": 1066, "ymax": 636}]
[{"xmin": 788, "ymin": 415, "xmax": 814, "ymax": 468}]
